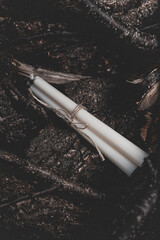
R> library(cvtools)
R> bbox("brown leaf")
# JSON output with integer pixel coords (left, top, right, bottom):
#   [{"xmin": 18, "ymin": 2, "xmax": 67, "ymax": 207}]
[
  {"xmin": 138, "ymin": 82, "xmax": 160, "ymax": 111},
  {"xmin": 140, "ymin": 113, "xmax": 152, "ymax": 142},
  {"xmin": 12, "ymin": 59, "xmax": 91, "ymax": 84}
]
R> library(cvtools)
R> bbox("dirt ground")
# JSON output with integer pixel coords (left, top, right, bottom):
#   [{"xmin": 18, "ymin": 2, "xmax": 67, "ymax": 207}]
[{"xmin": 0, "ymin": 1, "xmax": 160, "ymax": 240}]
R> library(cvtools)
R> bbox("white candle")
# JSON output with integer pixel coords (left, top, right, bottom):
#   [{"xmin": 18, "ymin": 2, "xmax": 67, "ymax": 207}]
[
  {"xmin": 33, "ymin": 77, "xmax": 148, "ymax": 167},
  {"xmin": 30, "ymin": 84, "xmax": 137, "ymax": 176}
]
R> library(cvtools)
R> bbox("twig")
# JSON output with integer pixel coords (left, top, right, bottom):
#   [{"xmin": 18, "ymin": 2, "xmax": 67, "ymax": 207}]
[
  {"xmin": 0, "ymin": 149, "xmax": 105, "ymax": 201},
  {"xmin": 0, "ymin": 30, "xmax": 78, "ymax": 48},
  {"xmin": 0, "ymin": 186, "xmax": 57, "ymax": 209}
]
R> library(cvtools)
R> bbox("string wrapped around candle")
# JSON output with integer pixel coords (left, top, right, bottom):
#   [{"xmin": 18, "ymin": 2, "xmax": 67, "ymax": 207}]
[
  {"xmin": 30, "ymin": 84, "xmax": 137, "ymax": 176},
  {"xmin": 29, "ymin": 86, "xmax": 105, "ymax": 161},
  {"xmin": 32, "ymin": 77, "xmax": 148, "ymax": 166},
  {"xmin": 29, "ymin": 77, "xmax": 148, "ymax": 176}
]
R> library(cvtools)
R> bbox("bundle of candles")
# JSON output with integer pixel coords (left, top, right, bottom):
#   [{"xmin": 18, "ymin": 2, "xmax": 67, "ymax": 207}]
[{"xmin": 30, "ymin": 76, "xmax": 148, "ymax": 176}]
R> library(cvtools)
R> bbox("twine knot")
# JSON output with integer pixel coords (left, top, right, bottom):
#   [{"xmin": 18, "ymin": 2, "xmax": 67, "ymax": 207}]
[{"xmin": 29, "ymin": 87, "xmax": 105, "ymax": 161}]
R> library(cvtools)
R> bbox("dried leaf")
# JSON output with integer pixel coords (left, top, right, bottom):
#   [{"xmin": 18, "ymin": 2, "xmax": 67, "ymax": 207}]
[
  {"xmin": 138, "ymin": 82, "xmax": 160, "ymax": 111},
  {"xmin": 12, "ymin": 59, "xmax": 91, "ymax": 84},
  {"xmin": 140, "ymin": 113, "xmax": 152, "ymax": 142}
]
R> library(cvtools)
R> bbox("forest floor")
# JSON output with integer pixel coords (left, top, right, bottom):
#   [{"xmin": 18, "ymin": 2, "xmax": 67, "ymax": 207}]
[{"xmin": 0, "ymin": 1, "xmax": 160, "ymax": 240}]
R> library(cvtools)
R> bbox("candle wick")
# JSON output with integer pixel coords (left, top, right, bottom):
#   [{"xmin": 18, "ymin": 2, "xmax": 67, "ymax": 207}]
[
  {"xmin": 30, "ymin": 73, "xmax": 35, "ymax": 80},
  {"xmin": 29, "ymin": 88, "xmax": 105, "ymax": 162}
]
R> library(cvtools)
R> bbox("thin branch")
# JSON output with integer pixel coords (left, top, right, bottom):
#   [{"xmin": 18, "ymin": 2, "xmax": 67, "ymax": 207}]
[
  {"xmin": 0, "ymin": 30, "xmax": 79, "ymax": 48},
  {"xmin": 0, "ymin": 186, "xmax": 57, "ymax": 209},
  {"xmin": 0, "ymin": 149, "xmax": 105, "ymax": 202}
]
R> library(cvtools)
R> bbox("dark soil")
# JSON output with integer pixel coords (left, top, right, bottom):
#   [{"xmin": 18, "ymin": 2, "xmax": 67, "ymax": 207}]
[{"xmin": 0, "ymin": 1, "xmax": 160, "ymax": 240}]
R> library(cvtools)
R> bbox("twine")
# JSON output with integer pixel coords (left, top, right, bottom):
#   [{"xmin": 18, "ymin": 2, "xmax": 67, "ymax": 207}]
[{"xmin": 29, "ymin": 87, "xmax": 105, "ymax": 161}]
